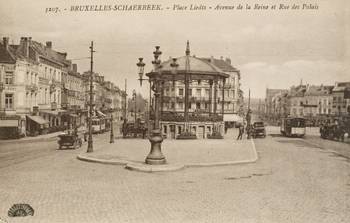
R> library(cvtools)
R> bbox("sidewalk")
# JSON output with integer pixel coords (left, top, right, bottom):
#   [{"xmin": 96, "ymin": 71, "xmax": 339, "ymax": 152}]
[
  {"xmin": 0, "ymin": 131, "xmax": 63, "ymax": 144},
  {"xmin": 77, "ymin": 135, "xmax": 258, "ymax": 172}
]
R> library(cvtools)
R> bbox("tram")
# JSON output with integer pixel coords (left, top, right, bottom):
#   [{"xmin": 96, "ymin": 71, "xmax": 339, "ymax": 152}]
[
  {"xmin": 91, "ymin": 117, "xmax": 106, "ymax": 134},
  {"xmin": 280, "ymin": 117, "xmax": 306, "ymax": 137}
]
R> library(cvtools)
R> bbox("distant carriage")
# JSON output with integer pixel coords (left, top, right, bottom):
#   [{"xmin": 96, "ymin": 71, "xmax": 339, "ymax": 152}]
[
  {"xmin": 280, "ymin": 117, "xmax": 306, "ymax": 138},
  {"xmin": 320, "ymin": 116, "xmax": 349, "ymax": 142},
  {"xmin": 122, "ymin": 119, "xmax": 147, "ymax": 138}
]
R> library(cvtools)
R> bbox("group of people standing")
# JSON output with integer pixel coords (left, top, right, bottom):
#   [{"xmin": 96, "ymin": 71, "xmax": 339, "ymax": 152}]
[
  {"xmin": 224, "ymin": 123, "xmax": 253, "ymax": 140},
  {"xmin": 236, "ymin": 123, "xmax": 253, "ymax": 140}
]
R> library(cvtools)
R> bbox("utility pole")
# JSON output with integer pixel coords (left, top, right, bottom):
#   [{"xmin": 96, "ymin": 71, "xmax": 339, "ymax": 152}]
[
  {"xmin": 87, "ymin": 41, "xmax": 95, "ymax": 153},
  {"xmin": 124, "ymin": 79, "xmax": 127, "ymax": 121},
  {"xmin": 246, "ymin": 89, "xmax": 252, "ymax": 139}
]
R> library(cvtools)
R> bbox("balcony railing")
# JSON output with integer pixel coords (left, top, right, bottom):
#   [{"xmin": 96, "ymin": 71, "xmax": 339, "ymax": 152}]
[
  {"xmin": 150, "ymin": 111, "xmax": 223, "ymax": 122},
  {"xmin": 25, "ymin": 84, "xmax": 38, "ymax": 92}
]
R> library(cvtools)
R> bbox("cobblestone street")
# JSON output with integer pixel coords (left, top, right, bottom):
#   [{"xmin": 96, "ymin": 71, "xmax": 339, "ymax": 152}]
[{"xmin": 0, "ymin": 128, "xmax": 349, "ymax": 223}]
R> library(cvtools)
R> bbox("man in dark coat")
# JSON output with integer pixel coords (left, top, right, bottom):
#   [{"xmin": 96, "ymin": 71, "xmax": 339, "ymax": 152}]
[{"xmin": 237, "ymin": 124, "xmax": 244, "ymax": 140}]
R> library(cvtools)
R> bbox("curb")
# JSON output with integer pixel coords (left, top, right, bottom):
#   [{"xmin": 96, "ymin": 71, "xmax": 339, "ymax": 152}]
[
  {"xmin": 77, "ymin": 154, "xmax": 127, "ymax": 165},
  {"xmin": 77, "ymin": 139, "xmax": 259, "ymax": 172},
  {"xmin": 0, "ymin": 134, "xmax": 60, "ymax": 145},
  {"xmin": 125, "ymin": 162, "xmax": 185, "ymax": 173}
]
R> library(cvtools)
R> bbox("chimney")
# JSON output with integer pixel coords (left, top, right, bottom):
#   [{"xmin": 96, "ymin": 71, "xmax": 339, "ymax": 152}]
[
  {"xmin": 72, "ymin": 64, "xmax": 77, "ymax": 73},
  {"xmin": 2, "ymin": 37, "xmax": 9, "ymax": 50},
  {"xmin": 20, "ymin": 37, "xmax": 30, "ymax": 57},
  {"xmin": 225, "ymin": 57, "xmax": 231, "ymax": 65},
  {"xmin": 210, "ymin": 56, "xmax": 214, "ymax": 63},
  {"xmin": 46, "ymin": 41, "xmax": 52, "ymax": 49}
]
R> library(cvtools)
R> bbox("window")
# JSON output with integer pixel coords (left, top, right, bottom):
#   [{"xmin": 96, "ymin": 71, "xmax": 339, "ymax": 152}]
[
  {"xmin": 179, "ymin": 88, "xmax": 184, "ymax": 96},
  {"xmin": 189, "ymin": 102, "xmax": 192, "ymax": 109},
  {"xmin": 189, "ymin": 89, "xmax": 192, "ymax": 96},
  {"xmin": 5, "ymin": 71, "xmax": 14, "ymax": 84},
  {"xmin": 5, "ymin": 94, "xmax": 14, "ymax": 109},
  {"xmin": 196, "ymin": 102, "xmax": 201, "ymax": 109},
  {"xmin": 196, "ymin": 89, "xmax": 201, "ymax": 97},
  {"xmin": 179, "ymin": 102, "xmax": 184, "ymax": 109},
  {"xmin": 205, "ymin": 89, "xmax": 210, "ymax": 97}
]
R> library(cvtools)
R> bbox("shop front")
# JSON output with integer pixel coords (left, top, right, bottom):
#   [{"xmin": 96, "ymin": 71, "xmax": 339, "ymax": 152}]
[
  {"xmin": 26, "ymin": 115, "xmax": 49, "ymax": 136},
  {"xmin": 0, "ymin": 115, "xmax": 25, "ymax": 139}
]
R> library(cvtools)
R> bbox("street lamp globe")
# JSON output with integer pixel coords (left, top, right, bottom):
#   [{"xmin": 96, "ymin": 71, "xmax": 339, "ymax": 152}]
[{"xmin": 137, "ymin": 58, "xmax": 145, "ymax": 86}]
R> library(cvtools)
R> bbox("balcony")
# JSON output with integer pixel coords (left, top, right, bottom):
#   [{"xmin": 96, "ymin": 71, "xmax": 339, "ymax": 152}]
[
  {"xmin": 25, "ymin": 84, "xmax": 38, "ymax": 92},
  {"xmin": 39, "ymin": 77, "xmax": 49, "ymax": 85},
  {"xmin": 151, "ymin": 111, "xmax": 223, "ymax": 122}
]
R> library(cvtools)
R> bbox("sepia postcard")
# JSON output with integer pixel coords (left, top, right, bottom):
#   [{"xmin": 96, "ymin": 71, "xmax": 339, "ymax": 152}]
[{"xmin": 0, "ymin": 0, "xmax": 349, "ymax": 222}]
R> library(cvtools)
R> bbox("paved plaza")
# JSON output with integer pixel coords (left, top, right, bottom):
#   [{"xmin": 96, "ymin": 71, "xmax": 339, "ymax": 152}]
[
  {"xmin": 77, "ymin": 131, "xmax": 257, "ymax": 171},
  {"xmin": 0, "ymin": 128, "xmax": 349, "ymax": 223}
]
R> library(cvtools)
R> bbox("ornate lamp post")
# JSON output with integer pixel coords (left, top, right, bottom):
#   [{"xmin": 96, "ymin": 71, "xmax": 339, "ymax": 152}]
[
  {"xmin": 136, "ymin": 46, "xmax": 168, "ymax": 165},
  {"xmin": 110, "ymin": 114, "xmax": 114, "ymax": 143}
]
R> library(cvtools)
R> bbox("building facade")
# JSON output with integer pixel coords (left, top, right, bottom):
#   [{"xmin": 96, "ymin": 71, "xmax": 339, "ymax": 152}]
[{"xmin": 0, "ymin": 37, "xmax": 124, "ymax": 138}]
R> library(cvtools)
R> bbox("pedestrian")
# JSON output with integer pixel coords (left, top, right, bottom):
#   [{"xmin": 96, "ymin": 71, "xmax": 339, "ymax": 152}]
[
  {"xmin": 237, "ymin": 124, "xmax": 244, "ymax": 140},
  {"xmin": 224, "ymin": 124, "xmax": 228, "ymax": 134}
]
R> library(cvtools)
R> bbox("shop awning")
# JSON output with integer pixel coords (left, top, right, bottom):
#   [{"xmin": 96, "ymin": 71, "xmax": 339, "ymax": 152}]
[
  {"xmin": 96, "ymin": 110, "xmax": 106, "ymax": 117},
  {"xmin": 40, "ymin": 109, "xmax": 68, "ymax": 116},
  {"xmin": 0, "ymin": 119, "xmax": 19, "ymax": 127},
  {"xmin": 27, "ymin": 115, "xmax": 49, "ymax": 125},
  {"xmin": 223, "ymin": 114, "xmax": 243, "ymax": 122}
]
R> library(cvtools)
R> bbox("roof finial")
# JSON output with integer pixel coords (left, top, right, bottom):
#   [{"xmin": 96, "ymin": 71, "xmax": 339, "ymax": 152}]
[{"xmin": 185, "ymin": 40, "xmax": 190, "ymax": 56}]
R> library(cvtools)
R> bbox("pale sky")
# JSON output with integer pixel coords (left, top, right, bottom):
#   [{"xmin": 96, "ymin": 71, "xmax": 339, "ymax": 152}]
[{"xmin": 0, "ymin": 0, "xmax": 349, "ymax": 98}]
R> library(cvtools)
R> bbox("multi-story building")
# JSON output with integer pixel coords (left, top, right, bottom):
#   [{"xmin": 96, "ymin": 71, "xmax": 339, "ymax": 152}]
[
  {"xmin": 264, "ymin": 88, "xmax": 289, "ymax": 123},
  {"xmin": 82, "ymin": 72, "xmax": 125, "ymax": 122},
  {"xmin": 30, "ymin": 40, "xmax": 68, "ymax": 130},
  {"xmin": 61, "ymin": 63, "xmax": 87, "ymax": 127},
  {"xmin": 0, "ymin": 37, "xmax": 40, "ymax": 138},
  {"xmin": 332, "ymin": 82, "xmax": 350, "ymax": 116},
  {"xmin": 303, "ymin": 85, "xmax": 333, "ymax": 117},
  {"xmin": 201, "ymin": 57, "xmax": 241, "ymax": 113},
  {"xmin": 289, "ymin": 85, "xmax": 307, "ymax": 117},
  {"xmin": 271, "ymin": 91, "xmax": 290, "ymax": 121}
]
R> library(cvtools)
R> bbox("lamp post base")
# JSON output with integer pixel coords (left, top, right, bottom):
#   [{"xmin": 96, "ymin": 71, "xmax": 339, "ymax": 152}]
[{"xmin": 145, "ymin": 129, "xmax": 166, "ymax": 165}]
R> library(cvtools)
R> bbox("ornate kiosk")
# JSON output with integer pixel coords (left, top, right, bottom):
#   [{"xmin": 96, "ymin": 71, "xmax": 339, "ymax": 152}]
[{"xmin": 146, "ymin": 42, "xmax": 229, "ymax": 139}]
